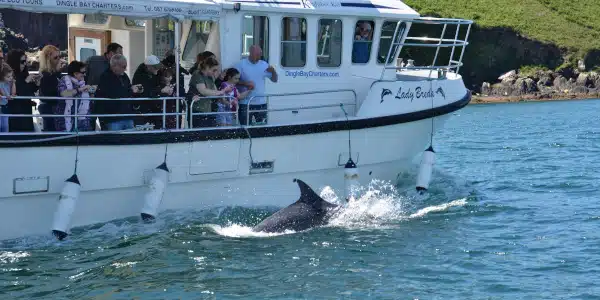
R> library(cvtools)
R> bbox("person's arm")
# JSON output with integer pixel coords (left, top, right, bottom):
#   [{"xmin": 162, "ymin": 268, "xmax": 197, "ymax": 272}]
[
  {"xmin": 197, "ymin": 82, "xmax": 229, "ymax": 97},
  {"xmin": 266, "ymin": 64, "xmax": 278, "ymax": 83}
]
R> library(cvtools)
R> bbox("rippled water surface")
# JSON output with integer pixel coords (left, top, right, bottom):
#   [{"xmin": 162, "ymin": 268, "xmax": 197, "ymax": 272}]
[{"xmin": 2, "ymin": 99, "xmax": 600, "ymax": 299}]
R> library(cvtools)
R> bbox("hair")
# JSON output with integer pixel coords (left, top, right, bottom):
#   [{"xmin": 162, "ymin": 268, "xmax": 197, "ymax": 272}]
[
  {"xmin": 197, "ymin": 51, "xmax": 215, "ymax": 63},
  {"xmin": 105, "ymin": 42, "xmax": 122, "ymax": 55},
  {"xmin": 67, "ymin": 60, "xmax": 86, "ymax": 77},
  {"xmin": 6, "ymin": 49, "xmax": 27, "ymax": 76},
  {"xmin": 39, "ymin": 45, "xmax": 60, "ymax": 73},
  {"xmin": 160, "ymin": 67, "xmax": 174, "ymax": 78},
  {"xmin": 223, "ymin": 68, "xmax": 240, "ymax": 82},
  {"xmin": 110, "ymin": 54, "xmax": 127, "ymax": 67},
  {"xmin": 0, "ymin": 63, "xmax": 14, "ymax": 81},
  {"xmin": 200, "ymin": 56, "xmax": 219, "ymax": 71}
]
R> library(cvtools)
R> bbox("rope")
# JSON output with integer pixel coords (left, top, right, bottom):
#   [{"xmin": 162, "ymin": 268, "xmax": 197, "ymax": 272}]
[{"xmin": 339, "ymin": 103, "xmax": 352, "ymax": 161}]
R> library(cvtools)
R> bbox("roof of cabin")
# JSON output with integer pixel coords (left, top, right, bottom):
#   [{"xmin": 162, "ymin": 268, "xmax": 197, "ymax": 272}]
[{"xmin": 0, "ymin": 0, "xmax": 419, "ymax": 20}]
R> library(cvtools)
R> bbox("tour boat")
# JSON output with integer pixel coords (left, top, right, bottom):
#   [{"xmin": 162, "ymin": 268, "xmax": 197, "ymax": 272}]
[{"xmin": 0, "ymin": 0, "xmax": 472, "ymax": 241}]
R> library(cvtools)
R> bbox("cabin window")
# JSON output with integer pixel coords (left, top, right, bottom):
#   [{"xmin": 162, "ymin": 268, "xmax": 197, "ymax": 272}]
[
  {"xmin": 352, "ymin": 20, "xmax": 374, "ymax": 64},
  {"xmin": 183, "ymin": 21, "xmax": 214, "ymax": 66},
  {"xmin": 242, "ymin": 15, "xmax": 270, "ymax": 62},
  {"xmin": 83, "ymin": 14, "xmax": 108, "ymax": 25},
  {"xmin": 153, "ymin": 19, "xmax": 175, "ymax": 60},
  {"xmin": 317, "ymin": 19, "xmax": 342, "ymax": 68},
  {"xmin": 281, "ymin": 17, "xmax": 307, "ymax": 67},
  {"xmin": 378, "ymin": 21, "xmax": 406, "ymax": 64},
  {"xmin": 125, "ymin": 18, "xmax": 146, "ymax": 28}
]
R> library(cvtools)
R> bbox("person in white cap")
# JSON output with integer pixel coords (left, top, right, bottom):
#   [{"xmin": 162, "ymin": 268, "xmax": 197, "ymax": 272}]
[{"xmin": 132, "ymin": 55, "xmax": 172, "ymax": 127}]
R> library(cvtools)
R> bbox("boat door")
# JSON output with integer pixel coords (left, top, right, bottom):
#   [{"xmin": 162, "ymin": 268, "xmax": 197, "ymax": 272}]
[
  {"xmin": 188, "ymin": 135, "xmax": 241, "ymax": 175},
  {"xmin": 68, "ymin": 28, "xmax": 110, "ymax": 63}
]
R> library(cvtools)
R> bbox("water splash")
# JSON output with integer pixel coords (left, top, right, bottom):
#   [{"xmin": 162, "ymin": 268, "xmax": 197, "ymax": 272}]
[{"xmin": 206, "ymin": 223, "xmax": 297, "ymax": 238}]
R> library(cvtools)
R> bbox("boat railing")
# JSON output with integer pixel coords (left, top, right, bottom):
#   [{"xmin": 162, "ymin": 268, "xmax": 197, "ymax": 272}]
[
  {"xmin": 383, "ymin": 17, "xmax": 473, "ymax": 77},
  {"xmin": 188, "ymin": 95, "xmax": 238, "ymax": 128},
  {"xmin": 1, "ymin": 96, "xmax": 188, "ymax": 134},
  {"xmin": 245, "ymin": 89, "xmax": 358, "ymax": 125}
]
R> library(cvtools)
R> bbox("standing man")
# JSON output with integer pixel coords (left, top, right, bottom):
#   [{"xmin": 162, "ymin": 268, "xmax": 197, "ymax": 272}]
[
  {"xmin": 234, "ymin": 45, "xmax": 278, "ymax": 125},
  {"xmin": 85, "ymin": 42, "xmax": 123, "ymax": 130}
]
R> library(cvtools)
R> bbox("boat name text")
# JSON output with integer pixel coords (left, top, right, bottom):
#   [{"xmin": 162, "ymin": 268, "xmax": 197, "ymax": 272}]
[
  {"xmin": 394, "ymin": 87, "xmax": 436, "ymax": 102},
  {"xmin": 0, "ymin": 0, "xmax": 43, "ymax": 5}
]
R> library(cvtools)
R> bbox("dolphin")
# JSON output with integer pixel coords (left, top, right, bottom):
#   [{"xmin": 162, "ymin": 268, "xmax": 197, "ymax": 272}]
[{"xmin": 252, "ymin": 179, "xmax": 340, "ymax": 233}]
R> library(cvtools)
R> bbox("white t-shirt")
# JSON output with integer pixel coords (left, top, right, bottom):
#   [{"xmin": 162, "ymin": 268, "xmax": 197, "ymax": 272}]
[{"xmin": 233, "ymin": 58, "xmax": 273, "ymax": 105}]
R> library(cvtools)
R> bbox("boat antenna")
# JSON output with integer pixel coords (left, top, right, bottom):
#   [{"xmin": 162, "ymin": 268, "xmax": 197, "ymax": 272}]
[{"xmin": 340, "ymin": 103, "xmax": 352, "ymax": 161}]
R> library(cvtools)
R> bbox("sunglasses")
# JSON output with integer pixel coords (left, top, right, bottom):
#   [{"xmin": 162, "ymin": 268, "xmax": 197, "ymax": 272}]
[{"xmin": 20, "ymin": 60, "xmax": 26, "ymax": 65}]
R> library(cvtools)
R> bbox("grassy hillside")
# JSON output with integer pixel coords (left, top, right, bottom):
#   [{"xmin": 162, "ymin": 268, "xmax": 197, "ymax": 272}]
[
  {"xmin": 401, "ymin": 0, "xmax": 600, "ymax": 90},
  {"xmin": 403, "ymin": 0, "xmax": 600, "ymax": 52}
]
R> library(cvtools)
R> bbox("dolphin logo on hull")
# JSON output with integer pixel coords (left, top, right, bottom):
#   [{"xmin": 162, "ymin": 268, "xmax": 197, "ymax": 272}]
[
  {"xmin": 380, "ymin": 88, "xmax": 392, "ymax": 103},
  {"xmin": 435, "ymin": 87, "xmax": 446, "ymax": 100},
  {"xmin": 252, "ymin": 179, "xmax": 340, "ymax": 233}
]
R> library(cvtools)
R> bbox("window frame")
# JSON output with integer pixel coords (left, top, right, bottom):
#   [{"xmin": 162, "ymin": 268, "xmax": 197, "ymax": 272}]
[
  {"xmin": 240, "ymin": 14, "xmax": 270, "ymax": 62},
  {"xmin": 377, "ymin": 20, "xmax": 407, "ymax": 65},
  {"xmin": 316, "ymin": 18, "xmax": 343, "ymax": 69},
  {"xmin": 351, "ymin": 19, "xmax": 375, "ymax": 65},
  {"xmin": 280, "ymin": 16, "xmax": 307, "ymax": 68}
]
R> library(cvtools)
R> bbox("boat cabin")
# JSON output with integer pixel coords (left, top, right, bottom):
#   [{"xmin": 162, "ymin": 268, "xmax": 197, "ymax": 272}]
[{"xmin": 63, "ymin": 0, "xmax": 422, "ymax": 121}]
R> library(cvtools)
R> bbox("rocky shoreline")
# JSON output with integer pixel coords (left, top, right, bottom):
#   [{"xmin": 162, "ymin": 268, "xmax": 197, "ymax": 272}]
[{"xmin": 474, "ymin": 66, "xmax": 600, "ymax": 104}]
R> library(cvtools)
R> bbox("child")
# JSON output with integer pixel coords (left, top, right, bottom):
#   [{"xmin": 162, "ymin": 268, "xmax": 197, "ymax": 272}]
[
  {"xmin": 218, "ymin": 68, "xmax": 249, "ymax": 126},
  {"xmin": 158, "ymin": 67, "xmax": 177, "ymax": 129},
  {"xmin": 0, "ymin": 63, "xmax": 16, "ymax": 132}
]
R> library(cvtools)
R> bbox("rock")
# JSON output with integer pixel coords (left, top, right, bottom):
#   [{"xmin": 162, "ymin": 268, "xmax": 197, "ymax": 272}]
[
  {"xmin": 524, "ymin": 78, "xmax": 537, "ymax": 93},
  {"xmin": 572, "ymin": 86, "xmax": 589, "ymax": 94},
  {"xmin": 481, "ymin": 82, "xmax": 491, "ymax": 95},
  {"xmin": 576, "ymin": 73, "xmax": 592, "ymax": 87},
  {"xmin": 578, "ymin": 59, "xmax": 586, "ymax": 71},
  {"xmin": 499, "ymin": 70, "xmax": 518, "ymax": 84},
  {"xmin": 553, "ymin": 75, "xmax": 570, "ymax": 90},
  {"xmin": 589, "ymin": 72, "xmax": 600, "ymax": 88}
]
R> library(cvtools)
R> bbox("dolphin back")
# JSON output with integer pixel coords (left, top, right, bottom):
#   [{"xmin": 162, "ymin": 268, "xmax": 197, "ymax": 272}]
[{"xmin": 251, "ymin": 179, "xmax": 338, "ymax": 233}]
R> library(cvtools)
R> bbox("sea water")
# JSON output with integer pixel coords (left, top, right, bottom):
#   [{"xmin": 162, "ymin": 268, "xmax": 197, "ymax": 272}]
[{"xmin": 1, "ymin": 99, "xmax": 600, "ymax": 299}]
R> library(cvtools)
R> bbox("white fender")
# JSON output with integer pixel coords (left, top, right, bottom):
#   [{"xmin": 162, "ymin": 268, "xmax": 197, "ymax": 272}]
[
  {"xmin": 52, "ymin": 174, "xmax": 81, "ymax": 240},
  {"xmin": 416, "ymin": 146, "xmax": 436, "ymax": 192},
  {"xmin": 344, "ymin": 158, "xmax": 359, "ymax": 202},
  {"xmin": 141, "ymin": 162, "xmax": 169, "ymax": 221}
]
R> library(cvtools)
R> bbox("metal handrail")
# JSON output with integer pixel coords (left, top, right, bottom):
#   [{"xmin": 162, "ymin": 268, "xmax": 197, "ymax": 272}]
[
  {"xmin": 4, "ymin": 95, "xmax": 188, "ymax": 132},
  {"xmin": 188, "ymin": 95, "xmax": 237, "ymax": 128},
  {"xmin": 245, "ymin": 89, "xmax": 358, "ymax": 126},
  {"xmin": 382, "ymin": 16, "xmax": 473, "ymax": 76}
]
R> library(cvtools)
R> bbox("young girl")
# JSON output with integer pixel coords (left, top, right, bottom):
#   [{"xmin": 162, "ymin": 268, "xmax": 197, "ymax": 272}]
[
  {"xmin": 0, "ymin": 63, "xmax": 16, "ymax": 132},
  {"xmin": 158, "ymin": 67, "xmax": 177, "ymax": 129},
  {"xmin": 218, "ymin": 68, "xmax": 249, "ymax": 126}
]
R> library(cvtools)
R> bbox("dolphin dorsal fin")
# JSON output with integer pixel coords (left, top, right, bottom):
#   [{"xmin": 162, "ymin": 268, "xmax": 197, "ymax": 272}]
[{"xmin": 294, "ymin": 179, "xmax": 337, "ymax": 210}]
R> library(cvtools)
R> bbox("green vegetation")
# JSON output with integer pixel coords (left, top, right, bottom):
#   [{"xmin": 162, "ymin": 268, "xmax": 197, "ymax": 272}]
[
  {"xmin": 403, "ymin": 0, "xmax": 600, "ymax": 52},
  {"xmin": 519, "ymin": 65, "xmax": 550, "ymax": 77}
]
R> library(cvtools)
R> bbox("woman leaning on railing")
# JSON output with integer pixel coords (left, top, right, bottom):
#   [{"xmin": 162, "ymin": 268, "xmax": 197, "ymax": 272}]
[{"xmin": 55, "ymin": 61, "xmax": 94, "ymax": 132}]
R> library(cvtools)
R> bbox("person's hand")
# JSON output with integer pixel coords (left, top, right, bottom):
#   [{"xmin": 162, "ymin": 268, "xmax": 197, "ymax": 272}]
[
  {"xmin": 132, "ymin": 84, "xmax": 143, "ymax": 93},
  {"xmin": 223, "ymin": 85, "xmax": 234, "ymax": 93},
  {"xmin": 246, "ymin": 81, "xmax": 255, "ymax": 90},
  {"xmin": 79, "ymin": 85, "xmax": 91, "ymax": 92},
  {"xmin": 266, "ymin": 65, "xmax": 275, "ymax": 73},
  {"xmin": 25, "ymin": 74, "xmax": 36, "ymax": 83},
  {"xmin": 161, "ymin": 85, "xmax": 173, "ymax": 94},
  {"xmin": 192, "ymin": 95, "xmax": 200, "ymax": 102}
]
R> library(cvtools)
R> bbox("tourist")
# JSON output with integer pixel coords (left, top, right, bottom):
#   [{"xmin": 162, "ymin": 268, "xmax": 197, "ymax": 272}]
[
  {"xmin": 55, "ymin": 60, "xmax": 93, "ymax": 132},
  {"xmin": 157, "ymin": 67, "xmax": 178, "ymax": 129},
  {"xmin": 85, "ymin": 42, "xmax": 123, "ymax": 130},
  {"xmin": 218, "ymin": 68, "xmax": 249, "ymax": 126},
  {"xmin": 187, "ymin": 57, "xmax": 232, "ymax": 128},
  {"xmin": 233, "ymin": 45, "xmax": 278, "ymax": 125},
  {"xmin": 6, "ymin": 49, "xmax": 39, "ymax": 132},
  {"xmin": 0, "ymin": 63, "xmax": 15, "ymax": 132},
  {"xmin": 95, "ymin": 54, "xmax": 143, "ymax": 131},
  {"xmin": 38, "ymin": 44, "xmax": 63, "ymax": 132},
  {"xmin": 132, "ymin": 55, "xmax": 165, "ymax": 128},
  {"xmin": 352, "ymin": 21, "xmax": 372, "ymax": 64}
]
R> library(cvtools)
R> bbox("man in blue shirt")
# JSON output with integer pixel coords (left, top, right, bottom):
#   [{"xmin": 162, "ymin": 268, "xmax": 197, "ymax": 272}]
[{"xmin": 234, "ymin": 45, "xmax": 278, "ymax": 125}]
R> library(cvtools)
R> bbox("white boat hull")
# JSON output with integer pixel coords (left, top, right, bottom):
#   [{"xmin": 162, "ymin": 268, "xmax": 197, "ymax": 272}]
[{"xmin": 0, "ymin": 115, "xmax": 450, "ymax": 241}]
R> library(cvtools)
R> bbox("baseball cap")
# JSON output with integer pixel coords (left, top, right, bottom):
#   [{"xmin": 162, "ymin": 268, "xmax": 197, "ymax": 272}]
[{"xmin": 144, "ymin": 55, "xmax": 162, "ymax": 67}]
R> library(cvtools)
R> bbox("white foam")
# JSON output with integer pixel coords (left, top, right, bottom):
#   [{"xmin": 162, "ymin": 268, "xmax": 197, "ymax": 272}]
[
  {"xmin": 206, "ymin": 223, "xmax": 297, "ymax": 238},
  {"xmin": 408, "ymin": 198, "xmax": 468, "ymax": 219}
]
